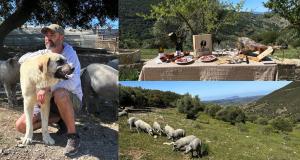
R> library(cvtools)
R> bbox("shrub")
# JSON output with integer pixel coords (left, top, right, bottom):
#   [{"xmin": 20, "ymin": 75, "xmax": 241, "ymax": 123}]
[
  {"xmin": 283, "ymin": 135, "xmax": 291, "ymax": 141},
  {"xmin": 120, "ymin": 39, "xmax": 140, "ymax": 49},
  {"xmin": 270, "ymin": 117, "xmax": 293, "ymax": 132},
  {"xmin": 215, "ymin": 107, "xmax": 246, "ymax": 125},
  {"xmin": 251, "ymin": 31, "xmax": 279, "ymax": 45},
  {"xmin": 236, "ymin": 123, "xmax": 249, "ymax": 132},
  {"xmin": 255, "ymin": 117, "xmax": 269, "ymax": 125},
  {"xmin": 204, "ymin": 104, "xmax": 222, "ymax": 118},
  {"xmin": 246, "ymin": 114, "xmax": 258, "ymax": 123},
  {"xmin": 200, "ymin": 143, "xmax": 209, "ymax": 157},
  {"xmin": 290, "ymin": 38, "xmax": 300, "ymax": 48},
  {"xmin": 119, "ymin": 68, "xmax": 140, "ymax": 81},
  {"xmin": 141, "ymin": 39, "xmax": 157, "ymax": 49},
  {"xmin": 176, "ymin": 94, "xmax": 204, "ymax": 120},
  {"xmin": 193, "ymin": 123, "xmax": 203, "ymax": 129},
  {"xmin": 261, "ymin": 125, "xmax": 275, "ymax": 135},
  {"xmin": 292, "ymin": 113, "xmax": 300, "ymax": 123}
]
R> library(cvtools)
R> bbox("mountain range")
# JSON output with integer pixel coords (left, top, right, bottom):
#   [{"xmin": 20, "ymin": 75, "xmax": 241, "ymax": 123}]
[{"xmin": 204, "ymin": 95, "xmax": 264, "ymax": 106}]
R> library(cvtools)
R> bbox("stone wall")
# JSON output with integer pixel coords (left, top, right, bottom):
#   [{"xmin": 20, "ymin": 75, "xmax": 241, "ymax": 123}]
[
  {"xmin": 274, "ymin": 59, "xmax": 300, "ymax": 81},
  {"xmin": 4, "ymin": 27, "xmax": 118, "ymax": 51},
  {"xmin": 118, "ymin": 49, "xmax": 140, "ymax": 64},
  {"xmin": 75, "ymin": 47, "xmax": 117, "ymax": 68}
]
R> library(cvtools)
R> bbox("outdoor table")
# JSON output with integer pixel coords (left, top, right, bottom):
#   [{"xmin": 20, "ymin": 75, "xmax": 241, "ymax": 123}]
[{"xmin": 138, "ymin": 57, "xmax": 278, "ymax": 81}]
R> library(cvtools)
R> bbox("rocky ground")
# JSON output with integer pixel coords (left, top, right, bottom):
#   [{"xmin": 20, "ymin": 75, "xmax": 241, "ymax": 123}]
[{"xmin": 0, "ymin": 92, "xmax": 118, "ymax": 160}]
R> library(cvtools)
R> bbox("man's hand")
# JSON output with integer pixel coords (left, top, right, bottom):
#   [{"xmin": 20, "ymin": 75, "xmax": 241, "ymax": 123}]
[{"xmin": 37, "ymin": 88, "xmax": 50, "ymax": 105}]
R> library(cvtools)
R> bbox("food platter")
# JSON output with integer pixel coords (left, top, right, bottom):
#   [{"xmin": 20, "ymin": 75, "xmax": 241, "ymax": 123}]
[
  {"xmin": 175, "ymin": 57, "xmax": 194, "ymax": 65},
  {"xmin": 199, "ymin": 55, "xmax": 217, "ymax": 62}
]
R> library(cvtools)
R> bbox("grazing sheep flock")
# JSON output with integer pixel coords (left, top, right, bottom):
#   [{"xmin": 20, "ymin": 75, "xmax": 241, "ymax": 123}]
[
  {"xmin": 153, "ymin": 121, "xmax": 164, "ymax": 135},
  {"xmin": 126, "ymin": 116, "xmax": 208, "ymax": 158},
  {"xmin": 118, "ymin": 109, "xmax": 128, "ymax": 117},
  {"xmin": 164, "ymin": 124, "xmax": 175, "ymax": 139},
  {"xmin": 134, "ymin": 119, "xmax": 154, "ymax": 135},
  {"xmin": 171, "ymin": 129, "xmax": 186, "ymax": 141}
]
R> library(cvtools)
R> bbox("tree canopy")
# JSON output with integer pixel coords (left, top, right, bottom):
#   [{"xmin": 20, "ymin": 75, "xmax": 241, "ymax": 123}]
[
  {"xmin": 119, "ymin": 85, "xmax": 181, "ymax": 108},
  {"xmin": 146, "ymin": 0, "xmax": 243, "ymax": 34},
  {"xmin": 140, "ymin": 0, "xmax": 244, "ymax": 48},
  {"xmin": 264, "ymin": 0, "xmax": 300, "ymax": 29},
  {"xmin": 0, "ymin": 0, "xmax": 118, "ymax": 49}
]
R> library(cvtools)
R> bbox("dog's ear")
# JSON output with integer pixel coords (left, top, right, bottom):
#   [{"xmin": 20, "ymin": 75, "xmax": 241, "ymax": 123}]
[
  {"xmin": 38, "ymin": 63, "xmax": 43, "ymax": 72},
  {"xmin": 7, "ymin": 58, "xmax": 14, "ymax": 65},
  {"xmin": 39, "ymin": 57, "xmax": 50, "ymax": 73}
]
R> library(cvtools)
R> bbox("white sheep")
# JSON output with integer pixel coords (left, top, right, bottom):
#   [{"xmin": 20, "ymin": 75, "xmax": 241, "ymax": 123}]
[
  {"xmin": 173, "ymin": 135, "xmax": 196, "ymax": 151},
  {"xmin": 164, "ymin": 124, "xmax": 175, "ymax": 139},
  {"xmin": 127, "ymin": 117, "xmax": 138, "ymax": 131},
  {"xmin": 185, "ymin": 138, "xmax": 202, "ymax": 157},
  {"xmin": 118, "ymin": 109, "xmax": 128, "ymax": 117},
  {"xmin": 153, "ymin": 121, "xmax": 163, "ymax": 136},
  {"xmin": 134, "ymin": 119, "xmax": 154, "ymax": 136},
  {"xmin": 171, "ymin": 129, "xmax": 185, "ymax": 141}
]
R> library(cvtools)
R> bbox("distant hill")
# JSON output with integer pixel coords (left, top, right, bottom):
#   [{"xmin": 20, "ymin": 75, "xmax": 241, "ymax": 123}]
[
  {"xmin": 204, "ymin": 95, "xmax": 264, "ymax": 106},
  {"xmin": 245, "ymin": 81, "xmax": 299, "ymax": 118},
  {"xmin": 119, "ymin": 0, "xmax": 287, "ymax": 49}
]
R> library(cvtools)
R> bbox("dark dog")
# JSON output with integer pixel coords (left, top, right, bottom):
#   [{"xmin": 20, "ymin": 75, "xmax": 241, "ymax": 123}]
[
  {"xmin": 80, "ymin": 63, "xmax": 118, "ymax": 121},
  {"xmin": 0, "ymin": 57, "xmax": 20, "ymax": 107}
]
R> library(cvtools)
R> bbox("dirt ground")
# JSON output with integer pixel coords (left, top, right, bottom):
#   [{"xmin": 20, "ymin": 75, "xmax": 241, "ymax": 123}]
[{"xmin": 0, "ymin": 92, "xmax": 119, "ymax": 160}]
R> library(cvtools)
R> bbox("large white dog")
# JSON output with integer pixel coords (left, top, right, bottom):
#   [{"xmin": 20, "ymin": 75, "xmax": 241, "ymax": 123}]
[{"xmin": 20, "ymin": 52, "xmax": 74, "ymax": 145}]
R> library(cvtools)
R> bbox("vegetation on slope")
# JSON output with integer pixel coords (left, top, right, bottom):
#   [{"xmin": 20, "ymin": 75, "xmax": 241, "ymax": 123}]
[
  {"xmin": 246, "ymin": 81, "xmax": 300, "ymax": 119},
  {"xmin": 119, "ymin": 108, "xmax": 300, "ymax": 160}
]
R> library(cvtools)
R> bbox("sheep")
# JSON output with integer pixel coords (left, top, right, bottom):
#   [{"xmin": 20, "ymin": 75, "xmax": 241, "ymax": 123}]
[
  {"xmin": 171, "ymin": 129, "xmax": 185, "ymax": 141},
  {"xmin": 134, "ymin": 119, "xmax": 154, "ymax": 136},
  {"xmin": 153, "ymin": 121, "xmax": 163, "ymax": 136},
  {"xmin": 185, "ymin": 138, "xmax": 202, "ymax": 158},
  {"xmin": 118, "ymin": 109, "xmax": 128, "ymax": 117},
  {"xmin": 127, "ymin": 117, "xmax": 138, "ymax": 131},
  {"xmin": 173, "ymin": 135, "xmax": 196, "ymax": 151},
  {"xmin": 164, "ymin": 124, "xmax": 175, "ymax": 139}
]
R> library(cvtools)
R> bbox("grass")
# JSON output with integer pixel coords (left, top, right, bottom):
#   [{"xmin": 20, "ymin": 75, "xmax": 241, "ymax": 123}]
[
  {"xmin": 119, "ymin": 108, "xmax": 300, "ymax": 160},
  {"xmin": 119, "ymin": 68, "xmax": 140, "ymax": 81},
  {"xmin": 140, "ymin": 48, "xmax": 175, "ymax": 60},
  {"xmin": 272, "ymin": 47, "xmax": 300, "ymax": 59}
]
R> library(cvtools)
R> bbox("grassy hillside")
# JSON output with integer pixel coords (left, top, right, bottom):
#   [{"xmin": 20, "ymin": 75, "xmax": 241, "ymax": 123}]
[
  {"xmin": 246, "ymin": 81, "xmax": 300, "ymax": 118},
  {"xmin": 119, "ymin": 108, "xmax": 300, "ymax": 160}
]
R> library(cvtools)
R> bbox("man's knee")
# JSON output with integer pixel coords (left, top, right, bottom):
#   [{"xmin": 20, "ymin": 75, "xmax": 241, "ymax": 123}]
[
  {"xmin": 53, "ymin": 88, "xmax": 70, "ymax": 104},
  {"xmin": 15, "ymin": 117, "xmax": 26, "ymax": 133}
]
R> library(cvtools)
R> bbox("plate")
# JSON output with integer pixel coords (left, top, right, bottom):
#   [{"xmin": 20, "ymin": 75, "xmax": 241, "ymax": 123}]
[
  {"xmin": 175, "ymin": 57, "xmax": 194, "ymax": 64},
  {"xmin": 199, "ymin": 55, "xmax": 217, "ymax": 62}
]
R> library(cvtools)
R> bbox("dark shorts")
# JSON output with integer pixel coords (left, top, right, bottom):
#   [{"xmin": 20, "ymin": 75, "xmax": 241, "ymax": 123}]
[{"xmin": 33, "ymin": 92, "xmax": 81, "ymax": 120}]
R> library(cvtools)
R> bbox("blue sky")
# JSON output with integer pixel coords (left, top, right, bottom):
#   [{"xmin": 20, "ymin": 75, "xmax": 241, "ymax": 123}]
[
  {"xmin": 120, "ymin": 81, "xmax": 292, "ymax": 101},
  {"xmin": 105, "ymin": 19, "xmax": 119, "ymax": 29},
  {"xmin": 224, "ymin": 0, "xmax": 269, "ymax": 12},
  {"xmin": 91, "ymin": 18, "xmax": 119, "ymax": 29}
]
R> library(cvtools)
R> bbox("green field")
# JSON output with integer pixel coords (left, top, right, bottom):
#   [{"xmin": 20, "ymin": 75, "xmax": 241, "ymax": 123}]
[
  {"xmin": 119, "ymin": 108, "xmax": 300, "ymax": 160},
  {"xmin": 272, "ymin": 48, "xmax": 300, "ymax": 59},
  {"xmin": 140, "ymin": 48, "xmax": 175, "ymax": 60}
]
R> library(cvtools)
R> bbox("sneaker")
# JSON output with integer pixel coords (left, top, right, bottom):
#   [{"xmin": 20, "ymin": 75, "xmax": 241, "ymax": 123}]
[
  {"xmin": 64, "ymin": 133, "xmax": 80, "ymax": 156},
  {"xmin": 56, "ymin": 119, "xmax": 67, "ymax": 135}
]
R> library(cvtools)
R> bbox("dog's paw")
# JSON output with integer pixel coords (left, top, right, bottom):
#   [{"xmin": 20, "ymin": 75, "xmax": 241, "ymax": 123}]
[
  {"xmin": 22, "ymin": 137, "xmax": 32, "ymax": 145},
  {"xmin": 43, "ymin": 134, "xmax": 55, "ymax": 145}
]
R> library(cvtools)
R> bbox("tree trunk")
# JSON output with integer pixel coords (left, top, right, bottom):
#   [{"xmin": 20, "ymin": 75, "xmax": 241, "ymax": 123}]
[{"xmin": 0, "ymin": 0, "xmax": 39, "ymax": 47}]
